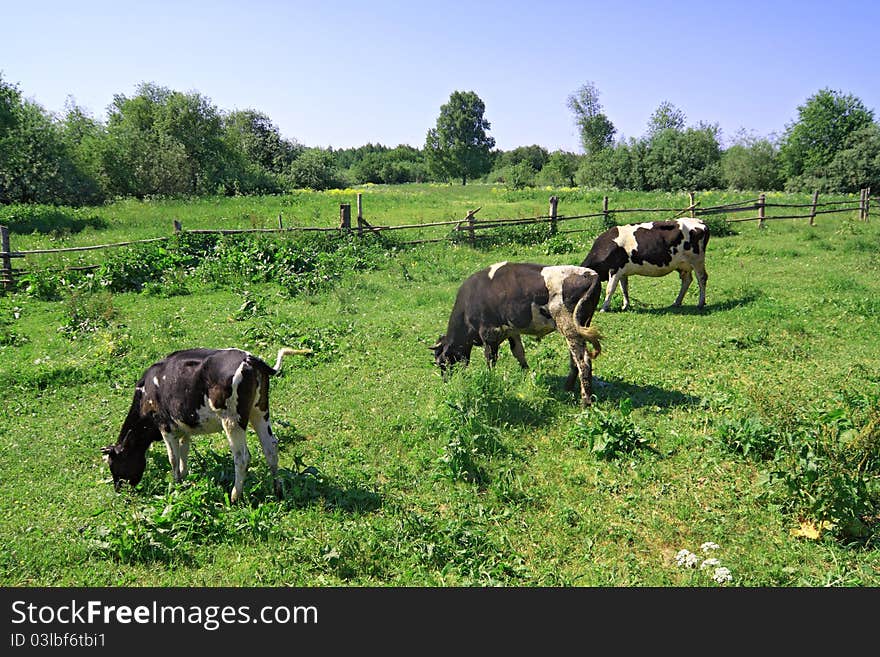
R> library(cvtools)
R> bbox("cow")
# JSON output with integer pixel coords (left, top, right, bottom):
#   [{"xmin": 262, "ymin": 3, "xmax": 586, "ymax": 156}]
[
  {"xmin": 101, "ymin": 347, "xmax": 309, "ymax": 502},
  {"xmin": 430, "ymin": 262, "xmax": 603, "ymax": 406},
  {"xmin": 581, "ymin": 218, "xmax": 709, "ymax": 312}
]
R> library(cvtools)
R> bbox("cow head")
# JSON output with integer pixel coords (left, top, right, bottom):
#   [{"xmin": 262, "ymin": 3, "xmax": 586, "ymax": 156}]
[
  {"xmin": 429, "ymin": 336, "xmax": 470, "ymax": 377},
  {"xmin": 101, "ymin": 421, "xmax": 159, "ymax": 491}
]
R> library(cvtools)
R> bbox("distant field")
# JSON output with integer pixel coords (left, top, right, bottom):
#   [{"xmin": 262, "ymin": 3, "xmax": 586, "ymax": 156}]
[{"xmin": 0, "ymin": 184, "xmax": 877, "ymax": 586}]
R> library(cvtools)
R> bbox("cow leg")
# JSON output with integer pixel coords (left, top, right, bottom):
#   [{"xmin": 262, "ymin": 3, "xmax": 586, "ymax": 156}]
[
  {"xmin": 482, "ymin": 341, "xmax": 501, "ymax": 367},
  {"xmin": 619, "ymin": 276, "xmax": 631, "ymax": 310},
  {"xmin": 565, "ymin": 338, "xmax": 593, "ymax": 406},
  {"xmin": 694, "ymin": 262, "xmax": 708, "ymax": 308},
  {"xmin": 161, "ymin": 432, "xmax": 183, "ymax": 483},
  {"xmin": 223, "ymin": 419, "xmax": 251, "ymax": 503},
  {"xmin": 177, "ymin": 436, "xmax": 191, "ymax": 481},
  {"xmin": 508, "ymin": 335, "xmax": 529, "ymax": 369},
  {"xmin": 601, "ymin": 270, "xmax": 624, "ymax": 312},
  {"xmin": 674, "ymin": 269, "xmax": 693, "ymax": 306},
  {"xmin": 251, "ymin": 411, "xmax": 281, "ymax": 497},
  {"xmin": 564, "ymin": 353, "xmax": 578, "ymax": 392}
]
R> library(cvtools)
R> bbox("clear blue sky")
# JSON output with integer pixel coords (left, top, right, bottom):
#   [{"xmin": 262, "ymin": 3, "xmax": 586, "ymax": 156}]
[{"xmin": 2, "ymin": 0, "xmax": 878, "ymax": 152}]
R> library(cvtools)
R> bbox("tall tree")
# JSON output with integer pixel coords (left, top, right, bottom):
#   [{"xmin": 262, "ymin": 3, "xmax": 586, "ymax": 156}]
[
  {"xmin": 779, "ymin": 88, "xmax": 874, "ymax": 188},
  {"xmin": 425, "ymin": 90, "xmax": 495, "ymax": 185},
  {"xmin": 647, "ymin": 101, "xmax": 686, "ymax": 136},
  {"xmin": 567, "ymin": 82, "xmax": 616, "ymax": 156}
]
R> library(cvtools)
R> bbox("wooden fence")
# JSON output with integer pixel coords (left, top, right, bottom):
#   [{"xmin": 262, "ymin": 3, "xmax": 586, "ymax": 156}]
[{"xmin": 1, "ymin": 187, "xmax": 874, "ymax": 290}]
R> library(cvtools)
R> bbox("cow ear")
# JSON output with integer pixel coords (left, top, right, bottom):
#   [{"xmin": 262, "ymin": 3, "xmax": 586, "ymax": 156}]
[
  {"xmin": 100, "ymin": 445, "xmax": 114, "ymax": 455},
  {"xmin": 428, "ymin": 336, "xmax": 445, "ymax": 350}
]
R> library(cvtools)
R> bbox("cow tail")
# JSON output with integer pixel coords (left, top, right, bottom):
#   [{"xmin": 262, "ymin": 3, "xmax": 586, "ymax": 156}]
[
  {"xmin": 573, "ymin": 274, "xmax": 603, "ymax": 359},
  {"xmin": 272, "ymin": 347, "xmax": 313, "ymax": 374}
]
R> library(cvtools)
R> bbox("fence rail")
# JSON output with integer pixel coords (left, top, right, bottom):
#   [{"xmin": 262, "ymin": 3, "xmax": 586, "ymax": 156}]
[{"xmin": 0, "ymin": 188, "xmax": 873, "ymax": 290}]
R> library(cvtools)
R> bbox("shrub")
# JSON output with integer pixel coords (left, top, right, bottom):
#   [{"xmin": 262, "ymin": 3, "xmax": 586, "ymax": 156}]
[{"xmin": 568, "ymin": 398, "xmax": 655, "ymax": 460}]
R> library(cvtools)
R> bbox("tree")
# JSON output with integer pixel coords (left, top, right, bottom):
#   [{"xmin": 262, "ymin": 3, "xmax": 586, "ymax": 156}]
[
  {"xmin": 567, "ymin": 82, "xmax": 616, "ymax": 156},
  {"xmin": 643, "ymin": 123, "xmax": 722, "ymax": 191},
  {"xmin": 647, "ymin": 101, "xmax": 686, "ymax": 137},
  {"xmin": 537, "ymin": 150, "xmax": 580, "ymax": 187},
  {"xmin": 0, "ymin": 75, "xmax": 100, "ymax": 205},
  {"xmin": 286, "ymin": 148, "xmax": 340, "ymax": 190},
  {"xmin": 823, "ymin": 122, "xmax": 880, "ymax": 193},
  {"xmin": 721, "ymin": 130, "xmax": 783, "ymax": 191},
  {"xmin": 779, "ymin": 88, "xmax": 875, "ymax": 189},
  {"xmin": 425, "ymin": 90, "xmax": 495, "ymax": 185},
  {"xmin": 224, "ymin": 109, "xmax": 301, "ymax": 174}
]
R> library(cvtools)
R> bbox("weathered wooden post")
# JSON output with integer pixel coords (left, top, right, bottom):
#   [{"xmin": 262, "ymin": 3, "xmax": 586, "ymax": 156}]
[
  {"xmin": 865, "ymin": 187, "xmax": 871, "ymax": 222},
  {"xmin": 173, "ymin": 219, "xmax": 182, "ymax": 233},
  {"xmin": 339, "ymin": 203, "xmax": 351, "ymax": 232},
  {"xmin": 602, "ymin": 196, "xmax": 610, "ymax": 226},
  {"xmin": 467, "ymin": 209, "xmax": 476, "ymax": 246},
  {"xmin": 757, "ymin": 193, "xmax": 766, "ymax": 229},
  {"xmin": 809, "ymin": 190, "xmax": 819, "ymax": 226},
  {"xmin": 549, "ymin": 195, "xmax": 559, "ymax": 236},
  {"xmin": 278, "ymin": 213, "xmax": 283, "ymax": 229},
  {"xmin": 688, "ymin": 192, "xmax": 696, "ymax": 217},
  {"xmin": 356, "ymin": 193, "xmax": 364, "ymax": 237},
  {"xmin": 1, "ymin": 225, "xmax": 12, "ymax": 291}
]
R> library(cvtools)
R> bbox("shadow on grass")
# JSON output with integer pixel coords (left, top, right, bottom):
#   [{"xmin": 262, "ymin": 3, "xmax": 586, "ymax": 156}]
[
  {"xmin": 186, "ymin": 448, "xmax": 383, "ymax": 514},
  {"xmin": 537, "ymin": 373, "xmax": 698, "ymax": 409},
  {"xmin": 613, "ymin": 292, "xmax": 760, "ymax": 316},
  {"xmin": 5, "ymin": 208, "xmax": 108, "ymax": 235},
  {"xmin": 595, "ymin": 375, "xmax": 700, "ymax": 408}
]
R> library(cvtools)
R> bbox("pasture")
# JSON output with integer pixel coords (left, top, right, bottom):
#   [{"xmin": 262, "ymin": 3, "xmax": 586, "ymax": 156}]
[{"xmin": 0, "ymin": 185, "xmax": 878, "ymax": 586}]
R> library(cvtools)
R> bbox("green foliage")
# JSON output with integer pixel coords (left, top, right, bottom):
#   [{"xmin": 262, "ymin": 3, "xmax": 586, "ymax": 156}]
[
  {"xmin": 567, "ymin": 82, "xmax": 616, "ymax": 156},
  {"xmin": 642, "ymin": 124, "xmax": 723, "ymax": 191},
  {"xmin": 285, "ymin": 148, "xmax": 343, "ymax": 191},
  {"xmin": 721, "ymin": 131, "xmax": 784, "ymax": 191},
  {"xmin": 715, "ymin": 415, "xmax": 782, "ymax": 460},
  {"xmin": 58, "ymin": 290, "xmax": 116, "ymax": 337},
  {"xmin": 537, "ymin": 151, "xmax": 580, "ymax": 187},
  {"xmin": 425, "ymin": 91, "xmax": 495, "ymax": 185},
  {"xmin": 568, "ymin": 398, "xmax": 655, "ymax": 459},
  {"xmin": 646, "ymin": 101, "xmax": 686, "ymax": 137},
  {"xmin": 760, "ymin": 392, "xmax": 880, "ymax": 540},
  {"xmin": 779, "ymin": 88, "xmax": 875, "ymax": 189}
]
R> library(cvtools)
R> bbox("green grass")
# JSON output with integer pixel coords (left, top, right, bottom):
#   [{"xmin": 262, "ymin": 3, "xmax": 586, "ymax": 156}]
[{"xmin": 0, "ymin": 185, "xmax": 877, "ymax": 586}]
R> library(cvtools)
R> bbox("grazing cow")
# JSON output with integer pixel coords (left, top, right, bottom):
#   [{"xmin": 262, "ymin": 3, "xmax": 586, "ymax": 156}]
[
  {"xmin": 101, "ymin": 347, "xmax": 308, "ymax": 502},
  {"xmin": 430, "ymin": 262, "xmax": 603, "ymax": 406},
  {"xmin": 581, "ymin": 218, "xmax": 709, "ymax": 312}
]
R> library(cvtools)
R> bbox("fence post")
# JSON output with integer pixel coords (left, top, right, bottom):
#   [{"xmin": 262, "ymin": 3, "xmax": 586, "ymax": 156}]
[
  {"xmin": 356, "ymin": 193, "xmax": 364, "ymax": 237},
  {"xmin": 467, "ymin": 209, "xmax": 476, "ymax": 246},
  {"xmin": 757, "ymin": 193, "xmax": 766, "ymax": 229},
  {"xmin": 688, "ymin": 192, "xmax": 696, "ymax": 217},
  {"xmin": 548, "ymin": 195, "xmax": 559, "ymax": 236},
  {"xmin": 809, "ymin": 190, "xmax": 819, "ymax": 226},
  {"xmin": 602, "ymin": 196, "xmax": 610, "ymax": 226},
  {"xmin": 339, "ymin": 204, "xmax": 351, "ymax": 232},
  {"xmin": 865, "ymin": 187, "xmax": 871, "ymax": 222},
  {"xmin": 278, "ymin": 213, "xmax": 283, "ymax": 229},
  {"xmin": 173, "ymin": 219, "xmax": 182, "ymax": 233},
  {"xmin": 1, "ymin": 225, "xmax": 12, "ymax": 291}
]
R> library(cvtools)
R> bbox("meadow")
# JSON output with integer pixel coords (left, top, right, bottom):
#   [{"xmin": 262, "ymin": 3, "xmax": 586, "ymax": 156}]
[{"xmin": 0, "ymin": 184, "xmax": 878, "ymax": 586}]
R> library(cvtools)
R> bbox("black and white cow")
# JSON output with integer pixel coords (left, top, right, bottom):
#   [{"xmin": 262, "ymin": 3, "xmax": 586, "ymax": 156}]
[
  {"xmin": 431, "ymin": 262, "xmax": 603, "ymax": 406},
  {"xmin": 101, "ymin": 347, "xmax": 308, "ymax": 502},
  {"xmin": 581, "ymin": 218, "xmax": 709, "ymax": 312}
]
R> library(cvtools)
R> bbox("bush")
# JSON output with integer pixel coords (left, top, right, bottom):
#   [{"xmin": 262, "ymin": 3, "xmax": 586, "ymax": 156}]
[{"xmin": 567, "ymin": 398, "xmax": 656, "ymax": 460}]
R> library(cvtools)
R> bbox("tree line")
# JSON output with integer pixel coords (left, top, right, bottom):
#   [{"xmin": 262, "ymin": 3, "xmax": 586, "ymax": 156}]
[{"xmin": 1, "ymin": 73, "xmax": 878, "ymax": 207}]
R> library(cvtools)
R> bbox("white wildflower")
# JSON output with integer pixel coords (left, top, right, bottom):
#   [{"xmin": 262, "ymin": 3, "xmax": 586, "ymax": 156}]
[
  {"xmin": 675, "ymin": 549, "xmax": 699, "ymax": 568},
  {"xmin": 713, "ymin": 567, "xmax": 732, "ymax": 584},
  {"xmin": 700, "ymin": 541, "xmax": 720, "ymax": 552},
  {"xmin": 700, "ymin": 557, "xmax": 720, "ymax": 570}
]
